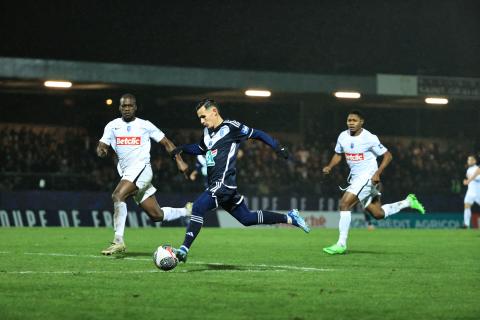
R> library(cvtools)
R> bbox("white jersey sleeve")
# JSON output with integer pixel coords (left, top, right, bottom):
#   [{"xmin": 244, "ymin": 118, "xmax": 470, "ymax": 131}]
[
  {"xmin": 369, "ymin": 134, "xmax": 388, "ymax": 156},
  {"xmin": 99, "ymin": 121, "xmax": 114, "ymax": 146},
  {"xmin": 145, "ymin": 120, "xmax": 165, "ymax": 143},
  {"xmin": 334, "ymin": 134, "xmax": 344, "ymax": 153}
]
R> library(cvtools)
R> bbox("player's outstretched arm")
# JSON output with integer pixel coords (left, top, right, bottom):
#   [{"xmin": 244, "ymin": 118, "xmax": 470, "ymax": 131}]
[
  {"xmin": 96, "ymin": 142, "xmax": 109, "ymax": 158},
  {"xmin": 160, "ymin": 137, "xmax": 189, "ymax": 174},
  {"xmin": 323, "ymin": 153, "xmax": 342, "ymax": 174},
  {"xmin": 249, "ymin": 129, "xmax": 289, "ymax": 159},
  {"xmin": 172, "ymin": 144, "xmax": 205, "ymax": 156}
]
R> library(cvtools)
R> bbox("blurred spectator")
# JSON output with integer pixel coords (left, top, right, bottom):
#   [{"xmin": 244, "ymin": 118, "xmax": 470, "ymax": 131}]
[{"xmin": 0, "ymin": 124, "xmax": 470, "ymax": 196}]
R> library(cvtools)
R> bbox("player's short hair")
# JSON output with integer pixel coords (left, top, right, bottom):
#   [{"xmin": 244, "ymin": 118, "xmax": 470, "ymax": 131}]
[
  {"xmin": 348, "ymin": 109, "xmax": 364, "ymax": 120},
  {"xmin": 196, "ymin": 98, "xmax": 220, "ymax": 112},
  {"xmin": 120, "ymin": 93, "xmax": 136, "ymax": 104},
  {"xmin": 468, "ymin": 154, "xmax": 477, "ymax": 161}
]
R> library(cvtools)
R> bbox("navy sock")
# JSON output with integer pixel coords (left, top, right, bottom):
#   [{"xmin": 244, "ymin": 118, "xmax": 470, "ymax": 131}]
[
  {"xmin": 257, "ymin": 210, "xmax": 288, "ymax": 224},
  {"xmin": 181, "ymin": 215, "xmax": 203, "ymax": 250}
]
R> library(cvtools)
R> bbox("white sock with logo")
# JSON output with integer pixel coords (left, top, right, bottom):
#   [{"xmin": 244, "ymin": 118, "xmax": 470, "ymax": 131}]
[
  {"xmin": 464, "ymin": 207, "xmax": 471, "ymax": 227},
  {"xmin": 162, "ymin": 207, "xmax": 188, "ymax": 221},
  {"xmin": 113, "ymin": 201, "xmax": 127, "ymax": 244},
  {"xmin": 337, "ymin": 211, "xmax": 351, "ymax": 247},
  {"xmin": 382, "ymin": 199, "xmax": 410, "ymax": 218}
]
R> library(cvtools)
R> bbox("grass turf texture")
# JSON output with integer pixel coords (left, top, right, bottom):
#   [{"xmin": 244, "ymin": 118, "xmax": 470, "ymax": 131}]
[{"xmin": 0, "ymin": 228, "xmax": 479, "ymax": 320}]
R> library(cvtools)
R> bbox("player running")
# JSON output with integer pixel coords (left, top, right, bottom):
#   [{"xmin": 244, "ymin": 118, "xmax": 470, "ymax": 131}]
[
  {"xmin": 170, "ymin": 99, "xmax": 310, "ymax": 262},
  {"xmin": 97, "ymin": 93, "xmax": 192, "ymax": 255},
  {"xmin": 462, "ymin": 155, "xmax": 480, "ymax": 228},
  {"xmin": 322, "ymin": 110, "xmax": 425, "ymax": 255}
]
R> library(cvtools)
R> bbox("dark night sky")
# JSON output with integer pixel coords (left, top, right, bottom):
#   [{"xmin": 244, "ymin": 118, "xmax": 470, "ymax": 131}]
[{"xmin": 1, "ymin": 1, "xmax": 479, "ymax": 76}]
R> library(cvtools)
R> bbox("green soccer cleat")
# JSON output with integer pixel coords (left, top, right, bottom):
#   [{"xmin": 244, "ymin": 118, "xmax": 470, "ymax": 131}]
[
  {"xmin": 407, "ymin": 194, "xmax": 425, "ymax": 214},
  {"xmin": 323, "ymin": 244, "xmax": 347, "ymax": 255}
]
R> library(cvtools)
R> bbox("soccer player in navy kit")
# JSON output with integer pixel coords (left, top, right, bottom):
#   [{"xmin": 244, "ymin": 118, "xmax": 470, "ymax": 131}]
[{"xmin": 171, "ymin": 99, "xmax": 310, "ymax": 262}]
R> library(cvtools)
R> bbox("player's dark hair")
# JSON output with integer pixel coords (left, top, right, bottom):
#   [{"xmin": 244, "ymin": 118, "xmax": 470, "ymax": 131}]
[
  {"xmin": 120, "ymin": 93, "xmax": 136, "ymax": 104},
  {"xmin": 348, "ymin": 109, "xmax": 364, "ymax": 120},
  {"xmin": 196, "ymin": 98, "xmax": 220, "ymax": 112}
]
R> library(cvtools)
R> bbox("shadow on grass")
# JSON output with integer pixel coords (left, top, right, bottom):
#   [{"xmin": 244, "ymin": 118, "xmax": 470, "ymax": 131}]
[
  {"xmin": 346, "ymin": 250, "xmax": 388, "ymax": 255},
  {"xmin": 180, "ymin": 263, "xmax": 270, "ymax": 273},
  {"xmin": 110, "ymin": 252, "xmax": 152, "ymax": 259}
]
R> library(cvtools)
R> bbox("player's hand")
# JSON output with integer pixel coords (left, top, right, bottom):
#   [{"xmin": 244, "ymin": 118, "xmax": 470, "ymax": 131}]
[
  {"xmin": 322, "ymin": 166, "xmax": 331, "ymax": 175},
  {"xmin": 371, "ymin": 172, "xmax": 381, "ymax": 185},
  {"xmin": 463, "ymin": 179, "xmax": 469, "ymax": 186},
  {"xmin": 171, "ymin": 146, "xmax": 183, "ymax": 160},
  {"xmin": 189, "ymin": 170, "xmax": 198, "ymax": 181},
  {"xmin": 275, "ymin": 144, "xmax": 290, "ymax": 159}
]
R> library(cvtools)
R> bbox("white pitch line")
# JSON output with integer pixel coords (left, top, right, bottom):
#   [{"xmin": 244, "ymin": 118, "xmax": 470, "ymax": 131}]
[
  {"xmin": 2, "ymin": 270, "xmax": 159, "ymax": 275},
  {"xmin": 23, "ymin": 252, "xmax": 332, "ymax": 272},
  {"xmin": 0, "ymin": 251, "xmax": 10, "ymax": 254}
]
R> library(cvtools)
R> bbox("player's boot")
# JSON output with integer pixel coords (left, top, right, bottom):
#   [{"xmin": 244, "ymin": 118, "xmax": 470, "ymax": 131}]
[
  {"xmin": 407, "ymin": 194, "xmax": 426, "ymax": 214},
  {"xmin": 185, "ymin": 202, "xmax": 193, "ymax": 216},
  {"xmin": 323, "ymin": 244, "xmax": 347, "ymax": 255},
  {"xmin": 173, "ymin": 247, "xmax": 188, "ymax": 263},
  {"xmin": 101, "ymin": 242, "xmax": 126, "ymax": 255},
  {"xmin": 287, "ymin": 209, "xmax": 310, "ymax": 233}
]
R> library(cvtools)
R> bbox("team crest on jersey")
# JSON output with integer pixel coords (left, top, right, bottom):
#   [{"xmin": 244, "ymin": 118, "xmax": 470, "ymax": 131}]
[
  {"xmin": 219, "ymin": 126, "xmax": 229, "ymax": 138},
  {"xmin": 350, "ymin": 143, "xmax": 354, "ymax": 149},
  {"xmin": 205, "ymin": 149, "xmax": 218, "ymax": 166},
  {"xmin": 127, "ymin": 126, "xmax": 131, "ymax": 132},
  {"xmin": 241, "ymin": 125, "xmax": 250, "ymax": 135}
]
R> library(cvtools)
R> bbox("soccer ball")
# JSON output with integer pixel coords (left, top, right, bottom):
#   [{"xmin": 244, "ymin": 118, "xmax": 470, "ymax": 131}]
[{"xmin": 153, "ymin": 245, "xmax": 178, "ymax": 271}]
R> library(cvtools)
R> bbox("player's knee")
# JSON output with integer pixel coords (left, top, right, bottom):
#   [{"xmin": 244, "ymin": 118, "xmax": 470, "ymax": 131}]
[
  {"xmin": 191, "ymin": 202, "xmax": 206, "ymax": 217},
  {"xmin": 339, "ymin": 200, "xmax": 352, "ymax": 211},
  {"xmin": 370, "ymin": 210, "xmax": 384, "ymax": 220},
  {"xmin": 111, "ymin": 191, "xmax": 123, "ymax": 203}
]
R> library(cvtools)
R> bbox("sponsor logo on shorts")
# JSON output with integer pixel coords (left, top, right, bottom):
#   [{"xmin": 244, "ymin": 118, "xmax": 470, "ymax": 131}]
[
  {"xmin": 345, "ymin": 153, "xmax": 364, "ymax": 161},
  {"xmin": 116, "ymin": 136, "xmax": 141, "ymax": 145}
]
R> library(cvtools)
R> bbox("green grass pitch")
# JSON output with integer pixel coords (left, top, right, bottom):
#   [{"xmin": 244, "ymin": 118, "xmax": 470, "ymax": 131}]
[{"xmin": 0, "ymin": 227, "xmax": 479, "ymax": 320}]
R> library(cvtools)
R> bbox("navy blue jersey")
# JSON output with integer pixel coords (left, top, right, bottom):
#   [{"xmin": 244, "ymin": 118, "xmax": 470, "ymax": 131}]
[{"xmin": 198, "ymin": 120, "xmax": 253, "ymax": 191}]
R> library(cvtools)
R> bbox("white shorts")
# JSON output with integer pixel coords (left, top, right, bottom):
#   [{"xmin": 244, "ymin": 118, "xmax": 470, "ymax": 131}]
[
  {"xmin": 120, "ymin": 164, "xmax": 156, "ymax": 204},
  {"xmin": 345, "ymin": 175, "xmax": 381, "ymax": 208},
  {"xmin": 464, "ymin": 189, "xmax": 480, "ymax": 205}
]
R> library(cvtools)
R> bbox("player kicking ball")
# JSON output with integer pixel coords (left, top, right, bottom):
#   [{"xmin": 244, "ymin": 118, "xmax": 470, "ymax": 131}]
[
  {"xmin": 170, "ymin": 99, "xmax": 310, "ymax": 262},
  {"xmin": 322, "ymin": 110, "xmax": 425, "ymax": 255}
]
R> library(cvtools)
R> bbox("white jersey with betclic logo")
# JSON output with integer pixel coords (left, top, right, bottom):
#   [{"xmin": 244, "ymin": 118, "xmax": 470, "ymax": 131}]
[
  {"xmin": 335, "ymin": 128, "xmax": 387, "ymax": 179},
  {"xmin": 99, "ymin": 117, "xmax": 165, "ymax": 174}
]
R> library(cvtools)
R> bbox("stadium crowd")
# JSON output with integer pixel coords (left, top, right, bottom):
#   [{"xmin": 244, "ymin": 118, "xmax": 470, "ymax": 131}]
[{"xmin": 0, "ymin": 124, "xmax": 470, "ymax": 197}]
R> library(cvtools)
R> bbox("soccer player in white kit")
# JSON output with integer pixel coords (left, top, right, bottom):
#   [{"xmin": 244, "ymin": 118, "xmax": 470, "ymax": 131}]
[
  {"xmin": 97, "ymin": 94, "xmax": 192, "ymax": 255},
  {"xmin": 462, "ymin": 155, "xmax": 480, "ymax": 228},
  {"xmin": 322, "ymin": 110, "xmax": 425, "ymax": 254}
]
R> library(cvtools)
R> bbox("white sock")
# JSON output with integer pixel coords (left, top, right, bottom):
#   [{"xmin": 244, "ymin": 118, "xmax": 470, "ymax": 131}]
[
  {"xmin": 382, "ymin": 199, "xmax": 410, "ymax": 218},
  {"xmin": 113, "ymin": 201, "xmax": 127, "ymax": 243},
  {"xmin": 464, "ymin": 207, "xmax": 471, "ymax": 227},
  {"xmin": 337, "ymin": 211, "xmax": 351, "ymax": 247},
  {"xmin": 162, "ymin": 207, "xmax": 188, "ymax": 221}
]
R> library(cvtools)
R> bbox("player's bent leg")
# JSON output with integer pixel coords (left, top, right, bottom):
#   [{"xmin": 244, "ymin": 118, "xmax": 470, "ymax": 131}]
[
  {"xmin": 323, "ymin": 192, "xmax": 358, "ymax": 255},
  {"xmin": 227, "ymin": 201, "xmax": 310, "ymax": 233},
  {"xmin": 140, "ymin": 196, "xmax": 164, "ymax": 221},
  {"xmin": 102, "ymin": 180, "xmax": 138, "ymax": 255},
  {"xmin": 365, "ymin": 201, "xmax": 385, "ymax": 220},
  {"xmin": 173, "ymin": 192, "xmax": 217, "ymax": 263}
]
